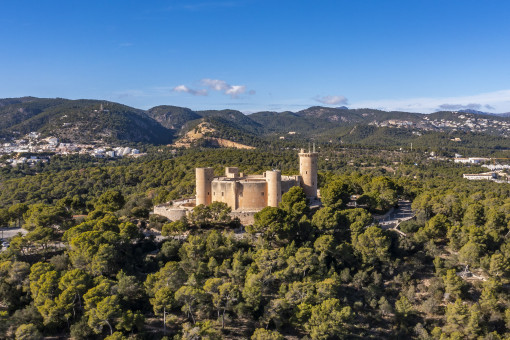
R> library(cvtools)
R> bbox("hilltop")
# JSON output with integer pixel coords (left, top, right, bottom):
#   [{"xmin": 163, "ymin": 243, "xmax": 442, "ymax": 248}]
[
  {"xmin": 172, "ymin": 121, "xmax": 255, "ymax": 149},
  {"xmin": 0, "ymin": 97, "xmax": 174, "ymax": 145}
]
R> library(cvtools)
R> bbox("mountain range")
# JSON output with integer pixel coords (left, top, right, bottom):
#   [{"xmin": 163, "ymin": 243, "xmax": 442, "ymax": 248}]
[{"xmin": 2, "ymin": 97, "xmax": 510, "ymax": 150}]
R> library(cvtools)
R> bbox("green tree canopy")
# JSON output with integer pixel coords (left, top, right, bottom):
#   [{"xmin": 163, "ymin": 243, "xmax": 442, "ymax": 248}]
[
  {"xmin": 353, "ymin": 226, "xmax": 391, "ymax": 265},
  {"xmin": 320, "ymin": 180, "xmax": 351, "ymax": 210}
]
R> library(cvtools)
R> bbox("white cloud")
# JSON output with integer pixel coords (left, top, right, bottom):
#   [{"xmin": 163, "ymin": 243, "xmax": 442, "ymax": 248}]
[
  {"xmin": 201, "ymin": 78, "xmax": 251, "ymax": 98},
  {"xmin": 172, "ymin": 85, "xmax": 208, "ymax": 96},
  {"xmin": 201, "ymin": 79, "xmax": 229, "ymax": 91},
  {"xmin": 438, "ymin": 103, "xmax": 495, "ymax": 111},
  {"xmin": 225, "ymin": 85, "xmax": 246, "ymax": 98},
  {"xmin": 352, "ymin": 89, "xmax": 510, "ymax": 113},
  {"xmin": 314, "ymin": 95, "xmax": 348, "ymax": 106},
  {"xmin": 170, "ymin": 79, "xmax": 254, "ymax": 99}
]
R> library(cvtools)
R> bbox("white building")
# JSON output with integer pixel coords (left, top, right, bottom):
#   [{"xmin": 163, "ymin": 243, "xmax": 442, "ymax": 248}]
[
  {"xmin": 463, "ymin": 172, "xmax": 497, "ymax": 181},
  {"xmin": 44, "ymin": 137, "xmax": 59, "ymax": 145},
  {"xmin": 454, "ymin": 157, "xmax": 490, "ymax": 164}
]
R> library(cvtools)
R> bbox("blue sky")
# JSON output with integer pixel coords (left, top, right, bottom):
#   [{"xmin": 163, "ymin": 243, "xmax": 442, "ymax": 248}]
[{"xmin": 2, "ymin": 0, "xmax": 510, "ymax": 113}]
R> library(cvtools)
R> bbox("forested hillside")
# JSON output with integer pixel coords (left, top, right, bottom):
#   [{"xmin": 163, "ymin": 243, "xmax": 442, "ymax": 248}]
[
  {"xmin": 0, "ymin": 98, "xmax": 174, "ymax": 145},
  {"xmin": 1, "ymin": 148, "xmax": 510, "ymax": 339},
  {"xmin": 3, "ymin": 97, "xmax": 510, "ymax": 153}
]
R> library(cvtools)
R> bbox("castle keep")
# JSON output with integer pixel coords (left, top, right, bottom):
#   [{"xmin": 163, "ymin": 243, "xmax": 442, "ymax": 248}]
[{"xmin": 153, "ymin": 149, "xmax": 318, "ymax": 224}]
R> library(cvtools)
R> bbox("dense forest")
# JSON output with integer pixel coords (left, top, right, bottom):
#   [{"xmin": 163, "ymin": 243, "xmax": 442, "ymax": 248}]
[{"xmin": 1, "ymin": 148, "xmax": 510, "ymax": 339}]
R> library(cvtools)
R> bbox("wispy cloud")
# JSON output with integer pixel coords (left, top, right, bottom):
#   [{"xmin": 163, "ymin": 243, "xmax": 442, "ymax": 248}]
[
  {"xmin": 438, "ymin": 103, "xmax": 495, "ymax": 111},
  {"xmin": 314, "ymin": 95, "xmax": 348, "ymax": 106},
  {"xmin": 201, "ymin": 79, "xmax": 230, "ymax": 91},
  {"xmin": 172, "ymin": 85, "xmax": 208, "ymax": 96},
  {"xmin": 201, "ymin": 78, "xmax": 254, "ymax": 98},
  {"xmin": 352, "ymin": 89, "xmax": 510, "ymax": 113},
  {"xmin": 119, "ymin": 42, "xmax": 134, "ymax": 47},
  {"xmin": 171, "ymin": 78, "xmax": 254, "ymax": 99},
  {"xmin": 225, "ymin": 86, "xmax": 246, "ymax": 98}
]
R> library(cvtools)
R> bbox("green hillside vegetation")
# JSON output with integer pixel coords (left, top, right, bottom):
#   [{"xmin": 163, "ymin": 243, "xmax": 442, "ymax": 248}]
[
  {"xmin": 350, "ymin": 108, "xmax": 423, "ymax": 123},
  {"xmin": 248, "ymin": 107, "xmax": 400, "ymax": 135},
  {"xmin": 197, "ymin": 117, "xmax": 264, "ymax": 147},
  {"xmin": 144, "ymin": 104, "xmax": 510, "ymax": 153},
  {"xmin": 249, "ymin": 110, "xmax": 341, "ymax": 135},
  {"xmin": 0, "ymin": 97, "xmax": 69, "ymax": 132},
  {"xmin": 147, "ymin": 106, "xmax": 263, "ymax": 136},
  {"xmin": 146, "ymin": 105, "xmax": 201, "ymax": 131},
  {"xmin": 1, "ymin": 148, "xmax": 510, "ymax": 338},
  {"xmin": 3, "ymin": 97, "xmax": 510, "ymax": 155},
  {"xmin": 198, "ymin": 109, "xmax": 263, "ymax": 135},
  {"xmin": 0, "ymin": 98, "xmax": 174, "ymax": 145}
]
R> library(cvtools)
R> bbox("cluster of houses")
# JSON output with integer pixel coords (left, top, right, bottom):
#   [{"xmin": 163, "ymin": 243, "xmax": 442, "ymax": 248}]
[
  {"xmin": 0, "ymin": 132, "xmax": 143, "ymax": 167},
  {"xmin": 370, "ymin": 119, "xmax": 426, "ymax": 129},
  {"xmin": 92, "ymin": 146, "xmax": 141, "ymax": 158},
  {"xmin": 424, "ymin": 114, "xmax": 510, "ymax": 136},
  {"xmin": 368, "ymin": 113, "xmax": 510, "ymax": 137}
]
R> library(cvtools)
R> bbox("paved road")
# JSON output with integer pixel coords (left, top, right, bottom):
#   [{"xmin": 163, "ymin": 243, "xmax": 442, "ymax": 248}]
[
  {"xmin": 377, "ymin": 200, "xmax": 414, "ymax": 232},
  {"xmin": 0, "ymin": 228, "xmax": 28, "ymax": 251},
  {"xmin": 0, "ymin": 227, "xmax": 28, "ymax": 240}
]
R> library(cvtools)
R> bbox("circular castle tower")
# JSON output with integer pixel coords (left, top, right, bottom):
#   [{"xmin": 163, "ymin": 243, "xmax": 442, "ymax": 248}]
[
  {"xmin": 196, "ymin": 167, "xmax": 214, "ymax": 206},
  {"xmin": 299, "ymin": 148, "xmax": 318, "ymax": 199},
  {"xmin": 266, "ymin": 170, "xmax": 282, "ymax": 207}
]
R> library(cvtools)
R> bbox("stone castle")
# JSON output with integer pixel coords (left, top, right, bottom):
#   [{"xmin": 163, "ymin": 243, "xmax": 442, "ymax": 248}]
[{"xmin": 153, "ymin": 149, "xmax": 318, "ymax": 224}]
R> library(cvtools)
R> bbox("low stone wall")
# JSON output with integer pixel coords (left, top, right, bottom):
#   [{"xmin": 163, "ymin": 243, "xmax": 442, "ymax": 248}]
[
  {"xmin": 153, "ymin": 206, "xmax": 189, "ymax": 222},
  {"xmin": 154, "ymin": 195, "xmax": 261, "ymax": 226},
  {"xmin": 153, "ymin": 205, "xmax": 257, "ymax": 226},
  {"xmin": 231, "ymin": 211, "xmax": 257, "ymax": 225}
]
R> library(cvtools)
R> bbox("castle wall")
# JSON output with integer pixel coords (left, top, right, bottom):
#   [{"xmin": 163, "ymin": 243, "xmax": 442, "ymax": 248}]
[
  {"xmin": 281, "ymin": 177, "xmax": 300, "ymax": 195},
  {"xmin": 153, "ymin": 199, "xmax": 258, "ymax": 226},
  {"xmin": 237, "ymin": 181, "xmax": 267, "ymax": 210},
  {"xmin": 225, "ymin": 167, "xmax": 239, "ymax": 178},
  {"xmin": 211, "ymin": 180, "xmax": 238, "ymax": 210}
]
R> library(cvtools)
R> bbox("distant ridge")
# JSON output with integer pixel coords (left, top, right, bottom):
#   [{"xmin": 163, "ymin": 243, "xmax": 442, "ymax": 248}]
[{"xmin": 2, "ymin": 96, "xmax": 510, "ymax": 150}]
